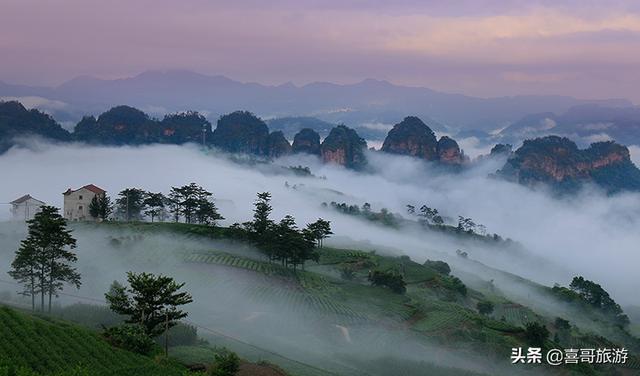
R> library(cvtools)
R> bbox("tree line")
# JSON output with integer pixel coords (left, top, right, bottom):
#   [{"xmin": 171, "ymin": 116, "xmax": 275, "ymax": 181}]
[
  {"xmin": 230, "ymin": 192, "xmax": 333, "ymax": 270},
  {"xmin": 89, "ymin": 182, "xmax": 223, "ymax": 225}
]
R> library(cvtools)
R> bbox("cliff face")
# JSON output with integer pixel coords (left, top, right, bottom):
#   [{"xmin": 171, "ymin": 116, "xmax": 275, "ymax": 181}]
[
  {"xmin": 211, "ymin": 111, "xmax": 269, "ymax": 155},
  {"xmin": 321, "ymin": 125, "xmax": 367, "ymax": 170},
  {"xmin": 381, "ymin": 116, "xmax": 438, "ymax": 160},
  {"xmin": 291, "ymin": 128, "xmax": 321, "ymax": 155},
  {"xmin": 266, "ymin": 131, "xmax": 292, "ymax": 158},
  {"xmin": 497, "ymin": 136, "xmax": 640, "ymax": 192}
]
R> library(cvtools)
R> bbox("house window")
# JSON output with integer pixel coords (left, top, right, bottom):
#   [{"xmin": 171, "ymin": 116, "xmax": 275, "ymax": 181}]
[
  {"xmin": 79, "ymin": 195, "xmax": 83, "ymax": 200},
  {"xmin": 79, "ymin": 205, "xmax": 83, "ymax": 211}
]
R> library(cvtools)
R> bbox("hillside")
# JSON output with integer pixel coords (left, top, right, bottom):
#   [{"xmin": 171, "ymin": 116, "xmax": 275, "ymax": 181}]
[
  {"xmin": 0, "ymin": 305, "xmax": 187, "ymax": 376},
  {"xmin": 73, "ymin": 222, "xmax": 639, "ymax": 376}
]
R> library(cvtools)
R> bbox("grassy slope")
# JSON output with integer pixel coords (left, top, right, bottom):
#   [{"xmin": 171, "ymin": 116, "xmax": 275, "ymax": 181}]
[
  {"xmin": 82, "ymin": 222, "xmax": 640, "ymax": 375},
  {"xmin": 0, "ymin": 305, "xmax": 187, "ymax": 376}
]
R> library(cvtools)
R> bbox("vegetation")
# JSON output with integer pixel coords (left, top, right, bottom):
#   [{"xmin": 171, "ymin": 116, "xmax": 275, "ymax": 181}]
[
  {"xmin": 552, "ymin": 276, "xmax": 630, "ymax": 328},
  {"xmin": 105, "ymin": 272, "xmax": 193, "ymax": 340},
  {"xmin": 523, "ymin": 322, "xmax": 550, "ymax": 347},
  {"xmin": 0, "ymin": 305, "xmax": 186, "ymax": 375},
  {"xmin": 476, "ymin": 301, "xmax": 494, "ymax": 316},
  {"xmin": 368, "ymin": 270, "xmax": 407, "ymax": 294},
  {"xmin": 8, "ymin": 206, "xmax": 81, "ymax": 313},
  {"xmin": 210, "ymin": 349, "xmax": 240, "ymax": 376}
]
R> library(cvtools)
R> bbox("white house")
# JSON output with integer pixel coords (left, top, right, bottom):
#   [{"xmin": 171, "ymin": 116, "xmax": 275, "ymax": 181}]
[
  {"xmin": 10, "ymin": 194, "xmax": 46, "ymax": 221},
  {"xmin": 62, "ymin": 184, "xmax": 106, "ymax": 221}
]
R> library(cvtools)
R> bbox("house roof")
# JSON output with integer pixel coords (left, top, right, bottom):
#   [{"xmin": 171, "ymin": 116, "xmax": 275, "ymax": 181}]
[
  {"xmin": 63, "ymin": 184, "xmax": 106, "ymax": 195},
  {"xmin": 10, "ymin": 194, "xmax": 45, "ymax": 205}
]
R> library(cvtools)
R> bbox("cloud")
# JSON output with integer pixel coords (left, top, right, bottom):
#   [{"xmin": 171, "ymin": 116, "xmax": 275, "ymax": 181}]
[
  {"xmin": 0, "ymin": 141, "xmax": 638, "ymax": 310},
  {"xmin": 629, "ymin": 145, "xmax": 640, "ymax": 165}
]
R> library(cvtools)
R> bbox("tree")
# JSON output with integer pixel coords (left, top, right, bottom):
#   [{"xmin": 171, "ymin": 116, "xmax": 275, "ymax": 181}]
[
  {"xmin": 424, "ymin": 260, "xmax": 450, "ymax": 275},
  {"xmin": 98, "ymin": 194, "xmax": 113, "ymax": 220},
  {"xmin": 211, "ymin": 349, "xmax": 240, "ymax": 376},
  {"xmin": 194, "ymin": 198, "xmax": 224, "ymax": 226},
  {"xmin": 105, "ymin": 272, "xmax": 193, "ymax": 338},
  {"xmin": 90, "ymin": 194, "xmax": 113, "ymax": 221},
  {"xmin": 477, "ymin": 300, "xmax": 494, "ymax": 316},
  {"xmin": 169, "ymin": 183, "xmax": 214, "ymax": 224},
  {"xmin": 116, "ymin": 188, "xmax": 146, "ymax": 221},
  {"xmin": 8, "ymin": 237, "xmax": 39, "ymax": 311},
  {"xmin": 8, "ymin": 206, "xmax": 81, "ymax": 312},
  {"xmin": 524, "ymin": 322, "xmax": 549, "ymax": 347},
  {"xmin": 368, "ymin": 270, "xmax": 406, "ymax": 294},
  {"xmin": 143, "ymin": 192, "xmax": 167, "ymax": 223},
  {"xmin": 568, "ymin": 275, "xmax": 629, "ymax": 327},
  {"xmin": 305, "ymin": 218, "xmax": 333, "ymax": 248},
  {"xmin": 250, "ymin": 192, "xmax": 274, "ymax": 238},
  {"xmin": 89, "ymin": 196, "xmax": 100, "ymax": 219}
]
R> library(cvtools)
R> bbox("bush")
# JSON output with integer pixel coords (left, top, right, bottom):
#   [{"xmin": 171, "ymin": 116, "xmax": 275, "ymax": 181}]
[
  {"xmin": 210, "ymin": 349, "xmax": 240, "ymax": 376},
  {"xmin": 476, "ymin": 301, "xmax": 494, "ymax": 316},
  {"xmin": 424, "ymin": 260, "xmax": 451, "ymax": 275},
  {"xmin": 103, "ymin": 324, "xmax": 156, "ymax": 355},
  {"xmin": 368, "ymin": 270, "xmax": 406, "ymax": 294},
  {"xmin": 523, "ymin": 322, "xmax": 549, "ymax": 347},
  {"xmin": 339, "ymin": 264, "xmax": 356, "ymax": 280}
]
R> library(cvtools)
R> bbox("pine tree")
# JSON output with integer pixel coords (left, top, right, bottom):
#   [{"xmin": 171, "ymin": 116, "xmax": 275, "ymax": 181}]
[
  {"xmin": 105, "ymin": 272, "xmax": 193, "ymax": 337},
  {"xmin": 8, "ymin": 206, "xmax": 81, "ymax": 312}
]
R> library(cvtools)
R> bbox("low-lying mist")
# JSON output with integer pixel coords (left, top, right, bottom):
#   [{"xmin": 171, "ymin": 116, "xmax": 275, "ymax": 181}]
[{"xmin": 0, "ymin": 139, "xmax": 638, "ymax": 308}]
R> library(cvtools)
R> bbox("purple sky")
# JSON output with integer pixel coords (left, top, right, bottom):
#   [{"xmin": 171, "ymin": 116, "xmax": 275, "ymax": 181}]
[{"xmin": 2, "ymin": 0, "xmax": 640, "ymax": 102}]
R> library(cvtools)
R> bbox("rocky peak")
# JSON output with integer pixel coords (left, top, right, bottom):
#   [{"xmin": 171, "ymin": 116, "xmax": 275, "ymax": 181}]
[
  {"xmin": 211, "ymin": 111, "xmax": 269, "ymax": 155},
  {"xmin": 489, "ymin": 144, "xmax": 513, "ymax": 157},
  {"xmin": 266, "ymin": 131, "xmax": 292, "ymax": 158},
  {"xmin": 437, "ymin": 136, "xmax": 465, "ymax": 165},
  {"xmin": 497, "ymin": 136, "xmax": 640, "ymax": 193},
  {"xmin": 292, "ymin": 128, "xmax": 321, "ymax": 155},
  {"xmin": 381, "ymin": 116, "xmax": 438, "ymax": 160},
  {"xmin": 321, "ymin": 125, "xmax": 367, "ymax": 170}
]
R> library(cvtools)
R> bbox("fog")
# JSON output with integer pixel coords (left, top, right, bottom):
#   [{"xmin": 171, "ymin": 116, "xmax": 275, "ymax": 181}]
[
  {"xmin": 0, "ymin": 140, "xmax": 638, "ymax": 373},
  {"xmin": 0, "ymin": 140, "xmax": 638, "ymax": 305}
]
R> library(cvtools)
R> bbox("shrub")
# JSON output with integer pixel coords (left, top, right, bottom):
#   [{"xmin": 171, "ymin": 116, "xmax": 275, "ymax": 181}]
[
  {"xmin": 368, "ymin": 270, "xmax": 406, "ymax": 294},
  {"xmin": 103, "ymin": 324, "xmax": 156, "ymax": 355},
  {"xmin": 476, "ymin": 301, "xmax": 494, "ymax": 316},
  {"xmin": 424, "ymin": 260, "xmax": 451, "ymax": 275},
  {"xmin": 523, "ymin": 322, "xmax": 549, "ymax": 347},
  {"xmin": 339, "ymin": 264, "xmax": 356, "ymax": 280},
  {"xmin": 210, "ymin": 349, "xmax": 240, "ymax": 376}
]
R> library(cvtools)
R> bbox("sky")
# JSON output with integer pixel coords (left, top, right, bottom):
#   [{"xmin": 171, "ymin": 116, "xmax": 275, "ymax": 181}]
[{"xmin": 2, "ymin": 0, "xmax": 640, "ymax": 102}]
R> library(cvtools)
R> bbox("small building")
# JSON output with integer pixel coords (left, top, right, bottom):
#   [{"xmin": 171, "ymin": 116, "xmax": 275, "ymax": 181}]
[
  {"xmin": 10, "ymin": 194, "xmax": 46, "ymax": 221},
  {"xmin": 62, "ymin": 184, "xmax": 106, "ymax": 221}
]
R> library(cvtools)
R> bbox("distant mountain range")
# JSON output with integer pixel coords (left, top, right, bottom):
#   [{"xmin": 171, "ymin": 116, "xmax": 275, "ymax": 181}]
[
  {"xmin": 0, "ymin": 70, "xmax": 632, "ymax": 134},
  {"xmin": 495, "ymin": 104, "xmax": 640, "ymax": 147},
  {"xmin": 2, "ymin": 100, "xmax": 639, "ymax": 194}
]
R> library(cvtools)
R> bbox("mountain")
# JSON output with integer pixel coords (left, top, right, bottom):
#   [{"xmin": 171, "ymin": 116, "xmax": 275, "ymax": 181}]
[
  {"xmin": 0, "ymin": 70, "xmax": 631, "ymax": 132},
  {"xmin": 0, "ymin": 101, "xmax": 71, "ymax": 152},
  {"xmin": 266, "ymin": 116, "xmax": 335, "ymax": 138},
  {"xmin": 291, "ymin": 128, "xmax": 321, "ymax": 156},
  {"xmin": 499, "ymin": 104, "xmax": 640, "ymax": 146},
  {"xmin": 496, "ymin": 136, "xmax": 640, "ymax": 193},
  {"xmin": 321, "ymin": 125, "xmax": 368, "ymax": 170},
  {"xmin": 73, "ymin": 106, "xmax": 212, "ymax": 145},
  {"xmin": 380, "ymin": 116, "xmax": 466, "ymax": 165}
]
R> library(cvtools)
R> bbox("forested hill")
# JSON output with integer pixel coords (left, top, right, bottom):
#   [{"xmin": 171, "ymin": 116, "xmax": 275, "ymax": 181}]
[{"xmin": 2, "ymin": 100, "xmax": 640, "ymax": 193}]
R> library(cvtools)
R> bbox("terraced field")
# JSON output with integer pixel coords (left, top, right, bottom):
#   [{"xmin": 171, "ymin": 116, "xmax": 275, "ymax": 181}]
[
  {"xmin": 184, "ymin": 252, "xmax": 295, "ymax": 278},
  {"xmin": 0, "ymin": 306, "xmax": 185, "ymax": 376},
  {"xmin": 493, "ymin": 303, "xmax": 539, "ymax": 326},
  {"xmin": 243, "ymin": 284, "xmax": 367, "ymax": 324}
]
